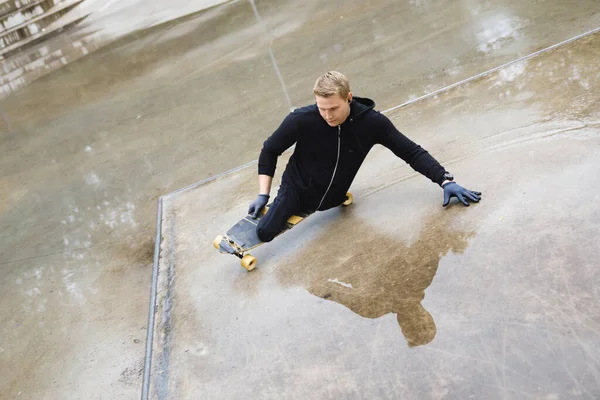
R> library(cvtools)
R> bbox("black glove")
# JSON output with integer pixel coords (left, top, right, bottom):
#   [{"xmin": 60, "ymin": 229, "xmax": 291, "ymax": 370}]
[
  {"xmin": 442, "ymin": 182, "xmax": 481, "ymax": 207},
  {"xmin": 248, "ymin": 194, "xmax": 269, "ymax": 218}
]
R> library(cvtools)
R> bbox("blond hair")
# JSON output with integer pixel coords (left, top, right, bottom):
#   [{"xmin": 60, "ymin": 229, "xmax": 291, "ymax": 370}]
[{"xmin": 313, "ymin": 71, "xmax": 350, "ymax": 98}]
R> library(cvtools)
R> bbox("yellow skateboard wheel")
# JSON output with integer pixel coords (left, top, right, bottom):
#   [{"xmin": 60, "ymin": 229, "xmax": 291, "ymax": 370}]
[
  {"xmin": 213, "ymin": 235, "xmax": 223, "ymax": 249},
  {"xmin": 241, "ymin": 254, "xmax": 258, "ymax": 271},
  {"xmin": 343, "ymin": 192, "xmax": 353, "ymax": 206}
]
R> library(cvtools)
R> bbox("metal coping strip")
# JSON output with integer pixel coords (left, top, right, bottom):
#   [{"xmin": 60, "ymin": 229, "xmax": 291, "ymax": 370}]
[{"xmin": 141, "ymin": 196, "xmax": 162, "ymax": 400}]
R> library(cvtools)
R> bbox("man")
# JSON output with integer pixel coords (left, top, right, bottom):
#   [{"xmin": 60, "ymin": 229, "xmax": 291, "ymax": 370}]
[{"xmin": 249, "ymin": 71, "xmax": 481, "ymax": 243}]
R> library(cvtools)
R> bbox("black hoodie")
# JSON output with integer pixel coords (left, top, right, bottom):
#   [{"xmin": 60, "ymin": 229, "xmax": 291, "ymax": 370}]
[{"xmin": 258, "ymin": 96, "xmax": 447, "ymax": 211}]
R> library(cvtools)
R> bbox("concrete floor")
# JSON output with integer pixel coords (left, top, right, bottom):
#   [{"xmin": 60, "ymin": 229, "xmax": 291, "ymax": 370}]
[{"xmin": 1, "ymin": 0, "xmax": 599, "ymax": 399}]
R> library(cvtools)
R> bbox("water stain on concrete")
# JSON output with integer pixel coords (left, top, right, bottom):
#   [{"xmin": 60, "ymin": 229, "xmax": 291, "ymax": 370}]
[
  {"xmin": 118, "ymin": 358, "xmax": 144, "ymax": 386},
  {"xmin": 278, "ymin": 208, "xmax": 475, "ymax": 347}
]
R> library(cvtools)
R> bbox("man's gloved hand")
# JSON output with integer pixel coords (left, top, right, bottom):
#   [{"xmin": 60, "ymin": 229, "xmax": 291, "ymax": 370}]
[
  {"xmin": 442, "ymin": 182, "xmax": 481, "ymax": 207},
  {"xmin": 248, "ymin": 194, "xmax": 269, "ymax": 218}
]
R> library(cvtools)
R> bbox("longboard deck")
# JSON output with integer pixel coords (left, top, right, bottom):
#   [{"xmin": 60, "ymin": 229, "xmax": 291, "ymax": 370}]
[
  {"xmin": 213, "ymin": 192, "xmax": 352, "ymax": 270},
  {"xmin": 217, "ymin": 204, "xmax": 312, "ymax": 255}
]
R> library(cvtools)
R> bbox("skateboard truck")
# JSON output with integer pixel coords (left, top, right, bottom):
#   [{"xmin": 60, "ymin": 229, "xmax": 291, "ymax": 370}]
[{"xmin": 213, "ymin": 235, "xmax": 258, "ymax": 270}]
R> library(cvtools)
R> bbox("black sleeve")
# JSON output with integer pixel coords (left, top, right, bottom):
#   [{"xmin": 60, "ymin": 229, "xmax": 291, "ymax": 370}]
[
  {"xmin": 374, "ymin": 113, "xmax": 446, "ymax": 185},
  {"xmin": 258, "ymin": 112, "xmax": 301, "ymax": 176}
]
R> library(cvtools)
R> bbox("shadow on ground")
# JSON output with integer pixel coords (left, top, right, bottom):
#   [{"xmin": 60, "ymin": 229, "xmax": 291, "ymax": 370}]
[{"xmin": 277, "ymin": 207, "xmax": 475, "ymax": 346}]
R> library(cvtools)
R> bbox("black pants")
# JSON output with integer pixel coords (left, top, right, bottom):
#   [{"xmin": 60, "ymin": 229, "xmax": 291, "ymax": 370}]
[{"xmin": 256, "ymin": 183, "xmax": 307, "ymax": 243}]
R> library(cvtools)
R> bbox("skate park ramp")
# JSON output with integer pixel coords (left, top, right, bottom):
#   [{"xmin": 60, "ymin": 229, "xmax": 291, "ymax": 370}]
[
  {"xmin": 1, "ymin": 0, "xmax": 600, "ymax": 399},
  {"xmin": 146, "ymin": 24, "xmax": 600, "ymax": 400}
]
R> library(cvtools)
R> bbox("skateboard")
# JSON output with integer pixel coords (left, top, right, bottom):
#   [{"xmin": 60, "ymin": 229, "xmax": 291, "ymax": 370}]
[{"xmin": 213, "ymin": 192, "xmax": 353, "ymax": 271}]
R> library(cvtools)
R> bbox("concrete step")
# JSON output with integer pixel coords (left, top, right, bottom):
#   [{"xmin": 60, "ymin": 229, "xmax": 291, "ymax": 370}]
[
  {"xmin": 0, "ymin": 0, "xmax": 47, "ymax": 18},
  {"xmin": 0, "ymin": 32, "xmax": 98, "ymax": 97},
  {"xmin": 1, "ymin": 28, "xmax": 94, "ymax": 79},
  {"xmin": 1, "ymin": 0, "xmax": 63, "ymax": 29},
  {"xmin": 0, "ymin": 0, "xmax": 82, "ymax": 52},
  {"xmin": 0, "ymin": 7, "xmax": 93, "ymax": 98}
]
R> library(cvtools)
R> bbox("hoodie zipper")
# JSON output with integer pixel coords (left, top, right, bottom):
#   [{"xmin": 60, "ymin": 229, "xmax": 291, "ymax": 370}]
[{"xmin": 317, "ymin": 125, "xmax": 341, "ymax": 210}]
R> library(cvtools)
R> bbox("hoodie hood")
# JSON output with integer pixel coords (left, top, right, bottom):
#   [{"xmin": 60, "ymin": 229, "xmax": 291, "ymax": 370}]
[
  {"xmin": 348, "ymin": 96, "xmax": 376, "ymax": 122},
  {"xmin": 345, "ymin": 96, "xmax": 376, "ymax": 156}
]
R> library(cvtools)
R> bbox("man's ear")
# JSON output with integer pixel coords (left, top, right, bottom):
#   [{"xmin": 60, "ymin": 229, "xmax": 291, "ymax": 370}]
[{"xmin": 347, "ymin": 92, "xmax": 353, "ymax": 103}]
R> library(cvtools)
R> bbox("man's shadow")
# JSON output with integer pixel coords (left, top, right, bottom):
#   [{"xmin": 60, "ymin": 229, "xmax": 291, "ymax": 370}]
[{"xmin": 276, "ymin": 207, "xmax": 474, "ymax": 347}]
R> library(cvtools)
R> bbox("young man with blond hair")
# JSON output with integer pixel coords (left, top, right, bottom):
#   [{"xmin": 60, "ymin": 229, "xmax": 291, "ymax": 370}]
[{"xmin": 249, "ymin": 71, "xmax": 481, "ymax": 242}]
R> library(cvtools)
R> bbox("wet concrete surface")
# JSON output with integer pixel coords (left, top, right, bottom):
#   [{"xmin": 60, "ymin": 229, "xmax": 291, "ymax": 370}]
[
  {"xmin": 153, "ymin": 32, "xmax": 600, "ymax": 398},
  {"xmin": 0, "ymin": 0, "xmax": 599, "ymax": 398},
  {"xmin": 257, "ymin": 0, "xmax": 600, "ymax": 110},
  {"xmin": 0, "ymin": 0, "xmax": 232, "ymax": 96}
]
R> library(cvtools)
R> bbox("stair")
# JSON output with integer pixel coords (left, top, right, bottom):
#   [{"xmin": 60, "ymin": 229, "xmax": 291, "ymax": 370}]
[
  {"xmin": 0, "ymin": 0, "xmax": 85, "ymax": 56},
  {"xmin": 0, "ymin": 0, "xmax": 89, "ymax": 97}
]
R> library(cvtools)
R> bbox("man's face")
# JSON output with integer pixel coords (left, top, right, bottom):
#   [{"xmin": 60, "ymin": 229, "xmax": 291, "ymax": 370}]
[{"xmin": 316, "ymin": 93, "xmax": 352, "ymax": 127}]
